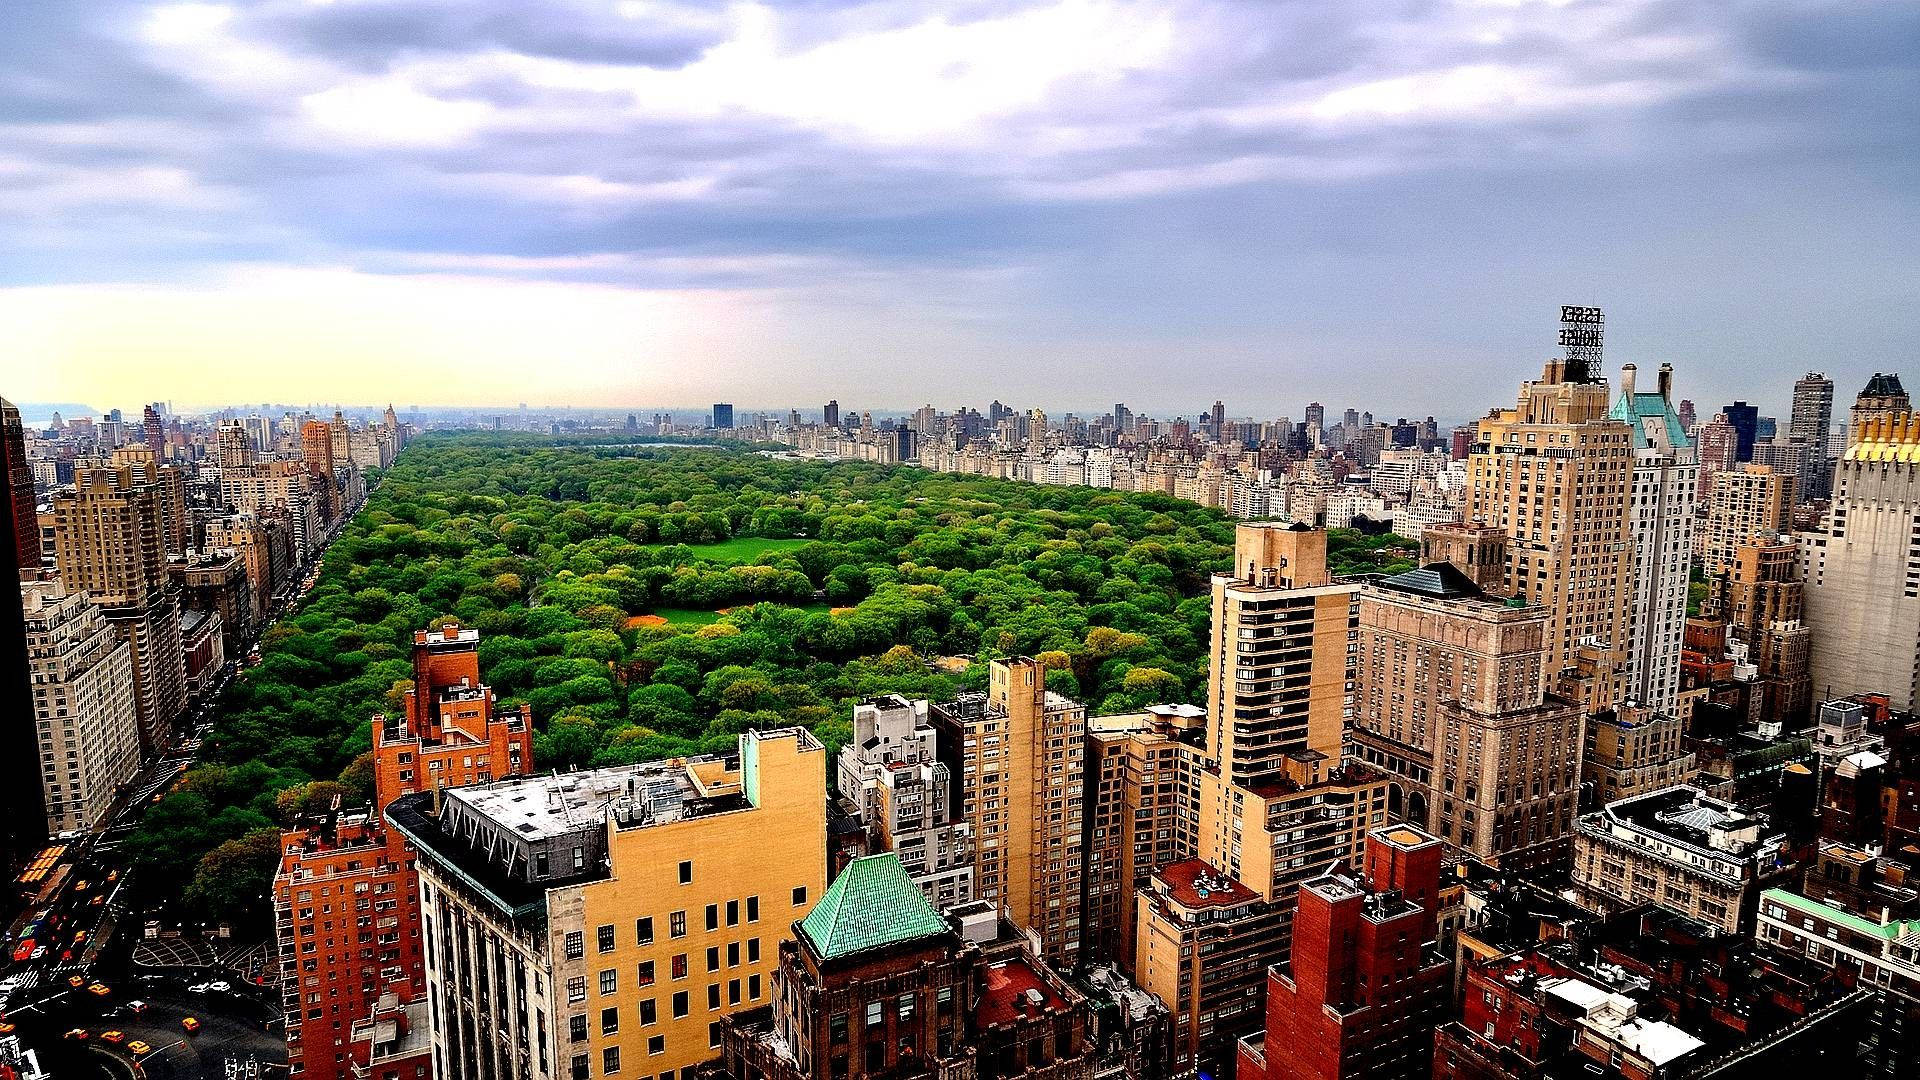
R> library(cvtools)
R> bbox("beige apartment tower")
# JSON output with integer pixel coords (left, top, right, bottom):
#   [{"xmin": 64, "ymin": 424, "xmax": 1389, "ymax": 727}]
[
  {"xmin": 931, "ymin": 656, "xmax": 1087, "ymax": 969},
  {"xmin": 21, "ymin": 582, "xmax": 141, "ymax": 835},
  {"xmin": 1697, "ymin": 464, "xmax": 1793, "ymax": 578},
  {"xmin": 1464, "ymin": 343, "xmax": 1635, "ymax": 679}
]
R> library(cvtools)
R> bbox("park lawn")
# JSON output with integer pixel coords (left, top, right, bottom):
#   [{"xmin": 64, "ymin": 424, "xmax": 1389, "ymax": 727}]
[
  {"xmin": 665, "ymin": 536, "xmax": 811, "ymax": 564},
  {"xmin": 651, "ymin": 600, "xmax": 833, "ymax": 626}
]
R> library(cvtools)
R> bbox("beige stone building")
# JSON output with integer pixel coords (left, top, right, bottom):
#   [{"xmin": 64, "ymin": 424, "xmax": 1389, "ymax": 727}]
[
  {"xmin": 1581, "ymin": 703, "xmax": 1696, "ymax": 806},
  {"xmin": 1696, "ymin": 463, "xmax": 1793, "ymax": 577},
  {"xmin": 1347, "ymin": 562, "xmax": 1583, "ymax": 865},
  {"xmin": 1804, "ymin": 412, "xmax": 1920, "ymax": 710},
  {"xmin": 1082, "ymin": 705, "xmax": 1207, "ymax": 971},
  {"xmin": 932, "ymin": 657, "xmax": 1087, "ymax": 969},
  {"xmin": 1571, "ymin": 785, "xmax": 1790, "ymax": 935},
  {"xmin": 21, "ymin": 581, "xmax": 140, "ymax": 835}
]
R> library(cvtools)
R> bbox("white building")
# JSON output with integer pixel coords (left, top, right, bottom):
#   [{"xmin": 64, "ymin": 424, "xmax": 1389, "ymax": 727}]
[
  {"xmin": 1607, "ymin": 364, "xmax": 1697, "ymax": 716},
  {"xmin": 22, "ymin": 581, "xmax": 141, "ymax": 835},
  {"xmin": 835, "ymin": 695, "xmax": 975, "ymax": 910}
]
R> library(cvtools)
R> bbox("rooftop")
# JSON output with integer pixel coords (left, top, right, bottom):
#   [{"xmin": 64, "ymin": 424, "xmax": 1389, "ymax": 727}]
[
  {"xmin": 1376, "ymin": 561, "xmax": 1485, "ymax": 600},
  {"xmin": 976, "ymin": 957, "xmax": 1069, "ymax": 1028},
  {"xmin": 1155, "ymin": 860, "xmax": 1257, "ymax": 910},
  {"xmin": 798, "ymin": 853, "xmax": 950, "ymax": 962}
]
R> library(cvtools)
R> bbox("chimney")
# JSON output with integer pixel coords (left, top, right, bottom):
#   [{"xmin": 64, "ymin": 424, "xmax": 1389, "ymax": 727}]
[
  {"xmin": 1620, "ymin": 363, "xmax": 1637, "ymax": 399},
  {"xmin": 1657, "ymin": 363, "xmax": 1673, "ymax": 401}
]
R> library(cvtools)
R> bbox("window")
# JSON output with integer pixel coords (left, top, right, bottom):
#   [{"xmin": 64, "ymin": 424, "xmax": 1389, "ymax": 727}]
[
  {"xmin": 727, "ymin": 942, "xmax": 739, "ymax": 967},
  {"xmin": 706, "ymin": 947, "xmax": 720, "ymax": 973},
  {"xmin": 601, "ymin": 1007, "xmax": 620, "ymax": 1035},
  {"xmin": 567, "ymin": 977, "xmax": 587, "ymax": 1004},
  {"xmin": 636, "ymin": 960, "xmax": 655, "ymax": 987},
  {"xmin": 598, "ymin": 924, "xmax": 616, "ymax": 953},
  {"xmin": 709, "ymin": 1021, "xmax": 723, "ymax": 1049},
  {"xmin": 830, "ymin": 1015, "xmax": 848, "ymax": 1044},
  {"xmin": 705, "ymin": 905, "xmax": 718, "ymax": 932},
  {"xmin": 648, "ymin": 1036, "xmax": 665, "ymax": 1057},
  {"xmin": 565, "ymin": 931, "xmax": 585, "ymax": 960},
  {"xmin": 672, "ymin": 954, "xmax": 688, "ymax": 980},
  {"xmin": 640, "ymin": 999, "xmax": 657, "ymax": 1026},
  {"xmin": 572, "ymin": 1054, "xmax": 590, "ymax": 1080},
  {"xmin": 749, "ymin": 974, "xmax": 761, "ymax": 1000},
  {"xmin": 678, "ymin": 861, "xmax": 693, "ymax": 884},
  {"xmin": 670, "ymin": 911, "xmax": 687, "ymax": 938},
  {"xmin": 636, "ymin": 917, "xmax": 654, "ymax": 946},
  {"xmin": 672, "ymin": 991, "xmax": 689, "ymax": 1019},
  {"xmin": 603, "ymin": 1046, "xmax": 621, "ymax": 1075},
  {"xmin": 726, "ymin": 900, "xmax": 739, "ymax": 927},
  {"xmin": 747, "ymin": 939, "xmax": 760, "ymax": 963},
  {"xmin": 707, "ymin": 984, "xmax": 721, "ymax": 1010},
  {"xmin": 746, "ymin": 896, "xmax": 759, "ymax": 923},
  {"xmin": 866, "ymin": 1001, "xmax": 883, "ymax": 1026},
  {"xmin": 729, "ymin": 980, "xmax": 741, "ymax": 1006},
  {"xmin": 569, "ymin": 1015, "xmax": 589, "ymax": 1043},
  {"xmin": 600, "ymin": 970, "xmax": 618, "ymax": 996}
]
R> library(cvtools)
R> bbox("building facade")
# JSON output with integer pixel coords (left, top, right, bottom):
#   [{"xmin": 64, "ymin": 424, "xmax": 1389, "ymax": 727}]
[
  {"xmin": 21, "ymin": 581, "xmax": 140, "ymax": 835},
  {"xmin": 1697, "ymin": 464, "xmax": 1793, "ymax": 578},
  {"xmin": 836, "ymin": 695, "xmax": 973, "ymax": 911},
  {"xmin": 1608, "ymin": 364, "xmax": 1697, "ymax": 715},
  {"xmin": 1571, "ymin": 785, "xmax": 1789, "ymax": 935}
]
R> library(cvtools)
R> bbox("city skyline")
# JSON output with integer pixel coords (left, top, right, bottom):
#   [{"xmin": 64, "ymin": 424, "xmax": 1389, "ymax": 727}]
[{"xmin": 5, "ymin": 1, "xmax": 1915, "ymax": 415}]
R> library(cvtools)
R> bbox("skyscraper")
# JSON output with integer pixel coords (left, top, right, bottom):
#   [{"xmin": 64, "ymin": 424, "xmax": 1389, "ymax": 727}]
[
  {"xmin": 1723, "ymin": 401, "xmax": 1760, "ymax": 462},
  {"xmin": 21, "ymin": 581, "xmax": 140, "ymax": 835},
  {"xmin": 1697, "ymin": 464, "xmax": 1793, "ymax": 578},
  {"xmin": 1210, "ymin": 400, "xmax": 1226, "ymax": 440},
  {"xmin": 1608, "ymin": 363, "xmax": 1696, "ymax": 715},
  {"xmin": 1304, "ymin": 402, "xmax": 1325, "ymax": 442},
  {"xmin": 1791, "ymin": 372, "xmax": 1835, "ymax": 500},
  {"xmin": 218, "ymin": 422, "xmax": 255, "ymax": 468},
  {"xmin": 1804, "ymin": 412, "xmax": 1920, "ymax": 709},
  {"xmin": 0, "ymin": 397, "xmax": 49, "ymax": 871},
  {"xmin": 823, "ymin": 399, "xmax": 840, "ymax": 428},
  {"xmin": 713, "ymin": 402, "xmax": 735, "ymax": 429},
  {"xmin": 1849, "ymin": 372, "xmax": 1909, "ymax": 437},
  {"xmin": 1464, "ymin": 308, "xmax": 1635, "ymax": 677},
  {"xmin": 51, "ymin": 462, "xmax": 186, "ymax": 756},
  {"xmin": 141, "ymin": 404, "xmax": 165, "ymax": 455}
]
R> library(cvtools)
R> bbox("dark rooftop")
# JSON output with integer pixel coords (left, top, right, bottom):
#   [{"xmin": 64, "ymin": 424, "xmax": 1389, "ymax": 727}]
[{"xmin": 1377, "ymin": 561, "xmax": 1485, "ymax": 600}]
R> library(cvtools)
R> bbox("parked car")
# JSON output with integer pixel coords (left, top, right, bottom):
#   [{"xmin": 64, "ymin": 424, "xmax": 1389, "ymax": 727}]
[{"xmin": 181, "ymin": 1016, "xmax": 201, "ymax": 1034}]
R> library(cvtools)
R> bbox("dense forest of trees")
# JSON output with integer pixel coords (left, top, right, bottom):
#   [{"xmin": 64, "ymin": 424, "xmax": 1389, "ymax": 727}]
[{"xmin": 126, "ymin": 436, "xmax": 1416, "ymax": 926}]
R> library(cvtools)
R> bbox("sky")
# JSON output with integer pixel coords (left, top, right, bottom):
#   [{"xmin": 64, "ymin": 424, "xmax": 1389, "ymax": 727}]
[{"xmin": 2, "ymin": 0, "xmax": 1915, "ymax": 421}]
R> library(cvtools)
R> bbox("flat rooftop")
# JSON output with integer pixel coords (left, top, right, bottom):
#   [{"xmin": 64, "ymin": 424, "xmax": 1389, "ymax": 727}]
[
  {"xmin": 976, "ymin": 958, "xmax": 1069, "ymax": 1028},
  {"xmin": 448, "ymin": 756, "xmax": 739, "ymax": 841},
  {"xmin": 1156, "ymin": 860, "xmax": 1257, "ymax": 909}
]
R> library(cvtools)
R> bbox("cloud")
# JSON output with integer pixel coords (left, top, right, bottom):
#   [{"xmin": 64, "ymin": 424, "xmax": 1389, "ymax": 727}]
[{"xmin": 0, "ymin": 0, "xmax": 1913, "ymax": 418}]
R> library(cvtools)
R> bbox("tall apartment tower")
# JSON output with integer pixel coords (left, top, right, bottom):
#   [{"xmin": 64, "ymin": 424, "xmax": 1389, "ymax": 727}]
[
  {"xmin": 0, "ymin": 398, "xmax": 49, "ymax": 871},
  {"xmin": 51, "ymin": 462, "xmax": 185, "ymax": 757},
  {"xmin": 1697, "ymin": 463, "xmax": 1793, "ymax": 577},
  {"xmin": 1791, "ymin": 372, "xmax": 1835, "ymax": 500},
  {"xmin": 21, "ymin": 581, "xmax": 140, "ymax": 835},
  {"xmin": 1607, "ymin": 363, "xmax": 1696, "ymax": 715},
  {"xmin": 396, "ymin": 728, "xmax": 825, "ymax": 1080},
  {"xmin": 1850, "ymin": 372, "xmax": 1910, "ymax": 438},
  {"xmin": 1205, "ymin": 523, "xmax": 1355, "ymax": 784},
  {"xmin": 1706, "ymin": 535, "xmax": 1812, "ymax": 728},
  {"xmin": 141, "ymin": 404, "xmax": 165, "ymax": 455},
  {"xmin": 217, "ymin": 422, "xmax": 255, "ymax": 469},
  {"xmin": 1464, "ymin": 307, "xmax": 1634, "ymax": 682},
  {"xmin": 836, "ymin": 695, "xmax": 973, "ymax": 910},
  {"xmin": 823, "ymin": 400, "xmax": 840, "ymax": 428},
  {"xmin": 1804, "ymin": 413, "xmax": 1920, "ymax": 709},
  {"xmin": 301, "ymin": 419, "xmax": 335, "ymax": 480},
  {"xmin": 4, "ymin": 398, "xmax": 37, "ymax": 570},
  {"xmin": 1348, "ymin": 564, "xmax": 1583, "ymax": 865},
  {"xmin": 712, "ymin": 403, "xmax": 735, "ymax": 430},
  {"xmin": 932, "ymin": 658, "xmax": 1086, "ymax": 968}
]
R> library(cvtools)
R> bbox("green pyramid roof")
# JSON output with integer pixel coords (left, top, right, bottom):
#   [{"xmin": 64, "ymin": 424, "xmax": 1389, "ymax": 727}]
[{"xmin": 799, "ymin": 854, "xmax": 950, "ymax": 961}]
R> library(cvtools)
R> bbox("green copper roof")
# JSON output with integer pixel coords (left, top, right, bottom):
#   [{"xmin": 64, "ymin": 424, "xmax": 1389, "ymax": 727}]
[
  {"xmin": 799, "ymin": 854, "xmax": 950, "ymax": 961},
  {"xmin": 1608, "ymin": 390, "xmax": 1691, "ymax": 451}
]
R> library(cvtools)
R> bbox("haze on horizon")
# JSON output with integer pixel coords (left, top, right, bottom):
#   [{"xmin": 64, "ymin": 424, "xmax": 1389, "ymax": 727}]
[{"xmin": 3, "ymin": 0, "xmax": 1915, "ymax": 421}]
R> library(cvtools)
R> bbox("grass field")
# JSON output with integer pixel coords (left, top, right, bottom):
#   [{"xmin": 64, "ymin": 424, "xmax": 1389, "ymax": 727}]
[
  {"xmin": 662, "ymin": 536, "xmax": 811, "ymax": 563},
  {"xmin": 647, "ymin": 600, "xmax": 833, "ymax": 627}
]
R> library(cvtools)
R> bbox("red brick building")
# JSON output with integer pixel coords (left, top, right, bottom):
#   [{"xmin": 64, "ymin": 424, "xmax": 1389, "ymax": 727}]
[
  {"xmin": 274, "ymin": 623, "xmax": 533, "ymax": 1080},
  {"xmin": 1236, "ymin": 826, "xmax": 1449, "ymax": 1080}
]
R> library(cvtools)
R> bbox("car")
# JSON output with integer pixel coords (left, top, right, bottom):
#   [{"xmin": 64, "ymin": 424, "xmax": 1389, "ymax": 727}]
[
  {"xmin": 207, "ymin": 979, "xmax": 231, "ymax": 992},
  {"xmin": 62, "ymin": 1028, "xmax": 88, "ymax": 1041},
  {"xmin": 29, "ymin": 946, "xmax": 46, "ymax": 962},
  {"xmin": 87, "ymin": 983, "xmax": 110, "ymax": 997},
  {"xmin": 10, "ymin": 943, "xmax": 32, "ymax": 963},
  {"xmin": 72, "ymin": 930, "xmax": 88, "ymax": 945},
  {"xmin": 66, "ymin": 975, "xmax": 84, "ymax": 989},
  {"xmin": 128, "ymin": 1041, "xmax": 151, "ymax": 1056},
  {"xmin": 181, "ymin": 1016, "xmax": 200, "ymax": 1034},
  {"xmin": 101, "ymin": 1030, "xmax": 126, "ymax": 1044},
  {"xmin": 0, "ymin": 1023, "xmax": 13, "ymax": 1035},
  {"xmin": 126, "ymin": 1000, "xmax": 148, "ymax": 1014},
  {"xmin": 187, "ymin": 982, "xmax": 211, "ymax": 993}
]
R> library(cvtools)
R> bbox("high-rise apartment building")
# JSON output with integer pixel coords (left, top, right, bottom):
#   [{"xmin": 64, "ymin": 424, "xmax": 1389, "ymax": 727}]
[
  {"xmin": 1804, "ymin": 412, "xmax": 1920, "ymax": 709},
  {"xmin": 0, "ymin": 397, "xmax": 48, "ymax": 871},
  {"xmin": 5, "ymin": 398, "xmax": 39, "ymax": 570},
  {"xmin": 1705, "ymin": 535, "xmax": 1812, "ymax": 728},
  {"xmin": 1236, "ymin": 826, "xmax": 1450, "ymax": 1080},
  {"xmin": 1571, "ymin": 785, "xmax": 1790, "ymax": 935},
  {"xmin": 1695, "ymin": 411, "xmax": 1739, "ymax": 486},
  {"xmin": 1697, "ymin": 464, "xmax": 1793, "ymax": 577},
  {"xmin": 51, "ymin": 462, "xmax": 185, "ymax": 756},
  {"xmin": 932, "ymin": 658, "xmax": 1086, "ymax": 969},
  {"xmin": 142, "ymin": 404, "xmax": 165, "ymax": 454},
  {"xmin": 1850, "ymin": 373, "xmax": 1910, "ymax": 437},
  {"xmin": 713, "ymin": 403, "xmax": 735, "ymax": 430},
  {"xmin": 1348, "ymin": 563, "xmax": 1583, "ymax": 864},
  {"xmin": 1607, "ymin": 363, "xmax": 1696, "ymax": 715},
  {"xmin": 1723, "ymin": 401, "xmax": 1759, "ymax": 463},
  {"xmin": 1580, "ymin": 702, "xmax": 1695, "ymax": 806},
  {"xmin": 1787, "ymin": 372, "xmax": 1834, "ymax": 487},
  {"xmin": 302, "ymin": 420, "xmax": 336, "ymax": 481},
  {"xmin": 1464, "ymin": 309, "xmax": 1634, "ymax": 678},
  {"xmin": 822, "ymin": 400, "xmax": 839, "ymax": 429},
  {"xmin": 1135, "ymin": 861, "xmax": 1285, "ymax": 1076},
  {"xmin": 1204, "ymin": 523, "xmax": 1355, "ymax": 787},
  {"xmin": 1081, "ymin": 705, "xmax": 1207, "ymax": 971},
  {"xmin": 218, "ymin": 422, "xmax": 256, "ymax": 469},
  {"xmin": 21, "ymin": 581, "xmax": 141, "ymax": 836},
  {"xmin": 274, "ymin": 624, "xmax": 534, "ymax": 1080},
  {"xmin": 836, "ymin": 695, "xmax": 973, "ymax": 910},
  {"xmin": 393, "ymin": 728, "xmax": 825, "ymax": 1080}
]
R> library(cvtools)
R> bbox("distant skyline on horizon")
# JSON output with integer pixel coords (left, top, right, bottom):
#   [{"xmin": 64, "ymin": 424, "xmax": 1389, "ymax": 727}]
[{"xmin": 4, "ymin": 1, "xmax": 1914, "ymax": 421}]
